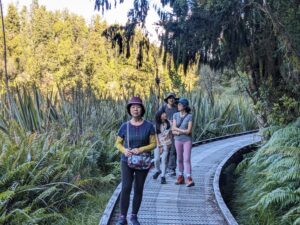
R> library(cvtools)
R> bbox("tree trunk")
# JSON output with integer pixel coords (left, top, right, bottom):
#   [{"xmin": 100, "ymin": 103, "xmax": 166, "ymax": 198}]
[{"xmin": 0, "ymin": 0, "xmax": 13, "ymax": 118}]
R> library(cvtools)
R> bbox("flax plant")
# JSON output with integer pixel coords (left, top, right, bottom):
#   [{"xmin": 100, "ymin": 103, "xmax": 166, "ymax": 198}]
[
  {"xmin": 187, "ymin": 92, "xmax": 257, "ymax": 141},
  {"xmin": 0, "ymin": 87, "xmax": 122, "ymax": 224},
  {"xmin": 0, "ymin": 86, "xmax": 258, "ymax": 224}
]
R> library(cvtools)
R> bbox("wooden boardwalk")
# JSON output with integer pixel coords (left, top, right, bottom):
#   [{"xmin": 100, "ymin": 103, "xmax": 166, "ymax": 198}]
[{"xmin": 108, "ymin": 133, "xmax": 260, "ymax": 225}]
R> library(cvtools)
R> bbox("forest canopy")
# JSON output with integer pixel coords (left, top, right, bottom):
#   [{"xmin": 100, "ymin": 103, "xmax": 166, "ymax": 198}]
[
  {"xmin": 0, "ymin": 1, "xmax": 198, "ymax": 100},
  {"xmin": 94, "ymin": 0, "xmax": 300, "ymax": 126}
]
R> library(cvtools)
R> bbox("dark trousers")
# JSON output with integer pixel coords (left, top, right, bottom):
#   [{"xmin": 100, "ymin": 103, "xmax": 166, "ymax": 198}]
[
  {"xmin": 120, "ymin": 160, "xmax": 149, "ymax": 216},
  {"xmin": 167, "ymin": 135, "xmax": 177, "ymax": 170}
]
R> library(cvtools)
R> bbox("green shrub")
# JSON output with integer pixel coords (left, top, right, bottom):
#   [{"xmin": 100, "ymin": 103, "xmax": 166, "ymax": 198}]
[
  {"xmin": 0, "ymin": 86, "xmax": 258, "ymax": 224},
  {"xmin": 268, "ymin": 95, "xmax": 300, "ymax": 126},
  {"xmin": 0, "ymin": 123, "xmax": 118, "ymax": 225},
  {"xmin": 233, "ymin": 122, "xmax": 300, "ymax": 225}
]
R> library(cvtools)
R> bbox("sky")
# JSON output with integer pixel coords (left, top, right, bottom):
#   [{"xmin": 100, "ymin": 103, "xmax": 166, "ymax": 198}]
[{"xmin": 3, "ymin": 0, "xmax": 163, "ymax": 43}]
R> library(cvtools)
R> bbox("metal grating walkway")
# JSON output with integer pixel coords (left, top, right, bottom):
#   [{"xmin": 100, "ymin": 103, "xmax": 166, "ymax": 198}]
[{"xmin": 109, "ymin": 134, "xmax": 260, "ymax": 225}]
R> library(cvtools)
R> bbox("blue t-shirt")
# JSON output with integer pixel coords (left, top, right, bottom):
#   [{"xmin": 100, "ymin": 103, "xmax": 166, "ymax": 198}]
[
  {"xmin": 173, "ymin": 113, "xmax": 193, "ymax": 141},
  {"xmin": 117, "ymin": 120, "xmax": 155, "ymax": 161}
]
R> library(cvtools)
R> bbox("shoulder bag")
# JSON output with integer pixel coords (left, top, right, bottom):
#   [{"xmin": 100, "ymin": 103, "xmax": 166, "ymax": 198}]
[{"xmin": 127, "ymin": 122, "xmax": 152, "ymax": 170}]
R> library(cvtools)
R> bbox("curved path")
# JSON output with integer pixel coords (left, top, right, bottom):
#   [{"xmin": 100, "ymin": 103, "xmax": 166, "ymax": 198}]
[{"xmin": 108, "ymin": 133, "xmax": 260, "ymax": 225}]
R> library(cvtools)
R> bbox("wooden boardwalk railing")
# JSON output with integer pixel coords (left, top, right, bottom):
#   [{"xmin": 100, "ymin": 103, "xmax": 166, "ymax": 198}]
[{"xmin": 100, "ymin": 131, "xmax": 260, "ymax": 225}]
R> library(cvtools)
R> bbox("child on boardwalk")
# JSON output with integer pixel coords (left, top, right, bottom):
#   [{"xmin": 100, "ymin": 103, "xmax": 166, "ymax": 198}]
[
  {"xmin": 153, "ymin": 110, "xmax": 172, "ymax": 184},
  {"xmin": 160, "ymin": 93, "xmax": 179, "ymax": 176}
]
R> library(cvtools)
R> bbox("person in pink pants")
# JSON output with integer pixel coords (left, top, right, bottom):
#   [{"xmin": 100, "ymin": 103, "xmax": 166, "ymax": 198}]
[{"xmin": 172, "ymin": 98, "xmax": 195, "ymax": 187}]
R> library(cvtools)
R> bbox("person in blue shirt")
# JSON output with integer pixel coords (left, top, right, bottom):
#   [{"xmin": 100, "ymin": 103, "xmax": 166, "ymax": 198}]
[{"xmin": 115, "ymin": 96, "xmax": 156, "ymax": 225}]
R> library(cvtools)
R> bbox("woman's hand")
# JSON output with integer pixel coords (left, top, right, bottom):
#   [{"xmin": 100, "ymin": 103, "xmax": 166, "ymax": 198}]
[
  {"xmin": 172, "ymin": 127, "xmax": 179, "ymax": 132},
  {"xmin": 172, "ymin": 130, "xmax": 180, "ymax": 135},
  {"xmin": 131, "ymin": 148, "xmax": 140, "ymax": 154},
  {"xmin": 172, "ymin": 127, "xmax": 184, "ymax": 134},
  {"xmin": 124, "ymin": 149, "xmax": 133, "ymax": 157}
]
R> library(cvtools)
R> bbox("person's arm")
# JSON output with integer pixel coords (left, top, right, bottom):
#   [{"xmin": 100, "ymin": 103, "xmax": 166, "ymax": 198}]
[
  {"xmin": 115, "ymin": 136, "xmax": 126, "ymax": 153},
  {"xmin": 155, "ymin": 134, "xmax": 164, "ymax": 153},
  {"xmin": 172, "ymin": 118, "xmax": 178, "ymax": 130},
  {"xmin": 154, "ymin": 125, "xmax": 162, "ymax": 147},
  {"xmin": 115, "ymin": 123, "xmax": 133, "ymax": 157},
  {"xmin": 115, "ymin": 136, "xmax": 133, "ymax": 157},
  {"xmin": 172, "ymin": 117, "xmax": 180, "ymax": 135},
  {"xmin": 138, "ymin": 134, "xmax": 157, "ymax": 153},
  {"xmin": 175, "ymin": 121, "xmax": 192, "ymax": 135},
  {"xmin": 156, "ymin": 135, "xmax": 162, "ymax": 147},
  {"xmin": 131, "ymin": 134, "xmax": 157, "ymax": 154},
  {"xmin": 172, "ymin": 115, "xmax": 192, "ymax": 134},
  {"xmin": 167, "ymin": 129, "xmax": 172, "ymax": 139}
]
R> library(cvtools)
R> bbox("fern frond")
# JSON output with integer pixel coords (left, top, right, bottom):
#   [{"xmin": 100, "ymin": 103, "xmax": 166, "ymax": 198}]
[
  {"xmin": 0, "ymin": 161, "xmax": 36, "ymax": 187},
  {"xmin": 282, "ymin": 205, "xmax": 300, "ymax": 224},
  {"xmin": 293, "ymin": 217, "xmax": 300, "ymax": 225},
  {"xmin": 253, "ymin": 187, "xmax": 300, "ymax": 210},
  {"xmin": 67, "ymin": 191, "xmax": 87, "ymax": 202},
  {"xmin": 0, "ymin": 190, "xmax": 15, "ymax": 211},
  {"xmin": 32, "ymin": 186, "xmax": 60, "ymax": 207},
  {"xmin": 4, "ymin": 208, "xmax": 33, "ymax": 224}
]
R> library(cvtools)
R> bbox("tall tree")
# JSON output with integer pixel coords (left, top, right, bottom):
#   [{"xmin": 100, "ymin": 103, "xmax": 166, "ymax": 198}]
[
  {"xmin": 0, "ymin": 2, "xmax": 194, "ymax": 99},
  {"xmin": 95, "ymin": 0, "xmax": 300, "ymax": 126},
  {"xmin": 5, "ymin": 4, "xmax": 22, "ymax": 80},
  {"xmin": 0, "ymin": 0, "xmax": 13, "ymax": 118}
]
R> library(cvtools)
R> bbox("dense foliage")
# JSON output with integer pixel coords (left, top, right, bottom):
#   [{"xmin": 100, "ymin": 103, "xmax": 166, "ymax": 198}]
[
  {"xmin": 0, "ymin": 2, "xmax": 199, "ymax": 99},
  {"xmin": 2, "ymin": 0, "xmax": 298, "ymax": 224},
  {"xmin": 94, "ymin": 1, "xmax": 300, "ymax": 223},
  {"xmin": 0, "ymin": 86, "xmax": 257, "ymax": 224},
  {"xmin": 0, "ymin": 87, "xmax": 122, "ymax": 224},
  {"xmin": 95, "ymin": 0, "xmax": 300, "ymax": 127},
  {"xmin": 233, "ymin": 120, "xmax": 300, "ymax": 225}
]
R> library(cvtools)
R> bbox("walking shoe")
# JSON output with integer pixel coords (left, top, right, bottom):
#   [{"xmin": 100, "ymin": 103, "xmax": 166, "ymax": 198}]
[
  {"xmin": 169, "ymin": 169, "xmax": 176, "ymax": 176},
  {"xmin": 161, "ymin": 176, "xmax": 166, "ymax": 184},
  {"xmin": 116, "ymin": 215, "xmax": 127, "ymax": 225},
  {"xmin": 130, "ymin": 214, "xmax": 141, "ymax": 225},
  {"xmin": 152, "ymin": 171, "xmax": 161, "ymax": 179},
  {"xmin": 175, "ymin": 175, "xmax": 185, "ymax": 185},
  {"xmin": 186, "ymin": 176, "xmax": 195, "ymax": 187}
]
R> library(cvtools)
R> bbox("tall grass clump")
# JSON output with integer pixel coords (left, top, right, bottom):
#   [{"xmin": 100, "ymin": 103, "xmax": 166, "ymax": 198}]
[
  {"xmin": 186, "ymin": 91, "xmax": 257, "ymax": 140},
  {"xmin": 0, "ymin": 86, "xmax": 179, "ymax": 224},
  {"xmin": 0, "ymin": 122, "xmax": 120, "ymax": 224},
  {"xmin": 0, "ymin": 87, "xmax": 124, "ymax": 224},
  {"xmin": 0, "ymin": 85, "xmax": 258, "ymax": 224},
  {"xmin": 232, "ymin": 119, "xmax": 300, "ymax": 225}
]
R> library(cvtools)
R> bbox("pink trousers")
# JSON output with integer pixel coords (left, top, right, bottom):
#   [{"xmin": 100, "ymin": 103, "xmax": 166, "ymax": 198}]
[{"xmin": 175, "ymin": 140, "xmax": 192, "ymax": 175}]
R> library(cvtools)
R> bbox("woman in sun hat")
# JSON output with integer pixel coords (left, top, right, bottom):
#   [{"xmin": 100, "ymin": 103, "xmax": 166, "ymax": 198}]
[{"xmin": 115, "ymin": 96, "xmax": 156, "ymax": 225}]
